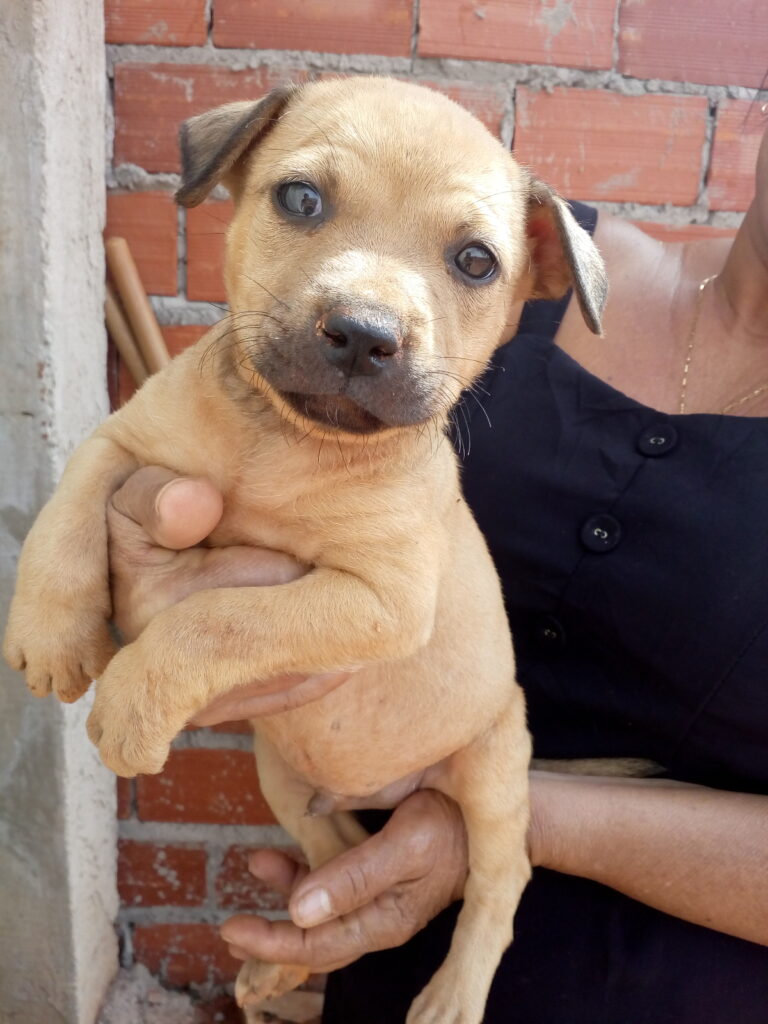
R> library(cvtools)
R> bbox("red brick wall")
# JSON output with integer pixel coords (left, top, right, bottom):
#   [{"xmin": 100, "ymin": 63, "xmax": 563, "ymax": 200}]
[{"xmin": 104, "ymin": 0, "xmax": 768, "ymax": 1013}]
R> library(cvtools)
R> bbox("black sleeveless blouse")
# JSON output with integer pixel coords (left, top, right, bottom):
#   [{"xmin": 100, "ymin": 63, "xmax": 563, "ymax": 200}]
[{"xmin": 322, "ymin": 203, "xmax": 768, "ymax": 1024}]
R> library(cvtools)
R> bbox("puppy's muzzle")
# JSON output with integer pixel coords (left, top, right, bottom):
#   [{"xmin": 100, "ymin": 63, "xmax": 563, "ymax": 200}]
[{"xmin": 319, "ymin": 308, "xmax": 402, "ymax": 378}]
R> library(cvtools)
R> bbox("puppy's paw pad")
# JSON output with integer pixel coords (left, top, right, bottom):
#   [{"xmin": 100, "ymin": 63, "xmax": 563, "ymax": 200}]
[{"xmin": 235, "ymin": 959, "xmax": 309, "ymax": 1008}]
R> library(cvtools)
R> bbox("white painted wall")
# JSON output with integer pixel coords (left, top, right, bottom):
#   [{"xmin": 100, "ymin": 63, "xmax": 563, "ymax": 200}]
[{"xmin": 0, "ymin": 1, "xmax": 119, "ymax": 1020}]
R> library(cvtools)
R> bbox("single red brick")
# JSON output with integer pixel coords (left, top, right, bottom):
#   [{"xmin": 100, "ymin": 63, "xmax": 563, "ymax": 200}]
[
  {"xmin": 105, "ymin": 0, "xmax": 208, "ymax": 45},
  {"xmin": 514, "ymin": 87, "xmax": 708, "ymax": 206},
  {"xmin": 116, "ymin": 324, "xmax": 209, "ymax": 406},
  {"xmin": 215, "ymin": 844, "xmax": 294, "ymax": 911},
  {"xmin": 118, "ymin": 839, "xmax": 207, "ymax": 906},
  {"xmin": 114, "ymin": 64, "xmax": 305, "ymax": 172},
  {"xmin": 213, "ymin": 0, "xmax": 412, "ymax": 56},
  {"xmin": 106, "ymin": 191, "xmax": 178, "ymax": 296},
  {"xmin": 117, "ymin": 777, "xmax": 133, "ymax": 819},
  {"xmin": 634, "ymin": 221, "xmax": 737, "ymax": 244},
  {"xmin": 618, "ymin": 0, "xmax": 768, "ymax": 89},
  {"xmin": 186, "ymin": 200, "xmax": 233, "ymax": 303},
  {"xmin": 708, "ymin": 100, "xmax": 763, "ymax": 213},
  {"xmin": 132, "ymin": 922, "xmax": 238, "ymax": 985},
  {"xmin": 136, "ymin": 748, "xmax": 276, "ymax": 824},
  {"xmin": 419, "ymin": 0, "xmax": 614, "ymax": 70}
]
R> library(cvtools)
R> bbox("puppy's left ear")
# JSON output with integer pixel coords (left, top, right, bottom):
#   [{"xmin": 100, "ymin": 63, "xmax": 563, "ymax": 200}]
[
  {"xmin": 524, "ymin": 179, "xmax": 607, "ymax": 336},
  {"xmin": 175, "ymin": 85, "xmax": 300, "ymax": 208}
]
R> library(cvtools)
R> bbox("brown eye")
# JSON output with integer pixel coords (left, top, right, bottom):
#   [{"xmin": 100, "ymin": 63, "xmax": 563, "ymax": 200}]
[
  {"xmin": 277, "ymin": 181, "xmax": 323, "ymax": 218},
  {"xmin": 454, "ymin": 243, "xmax": 497, "ymax": 281}
]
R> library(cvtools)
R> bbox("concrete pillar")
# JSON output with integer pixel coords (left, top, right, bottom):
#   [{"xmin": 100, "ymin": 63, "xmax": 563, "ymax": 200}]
[{"xmin": 0, "ymin": 1, "xmax": 118, "ymax": 1021}]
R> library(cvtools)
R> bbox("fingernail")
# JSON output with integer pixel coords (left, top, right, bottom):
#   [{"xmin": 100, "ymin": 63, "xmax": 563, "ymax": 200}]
[{"xmin": 293, "ymin": 887, "xmax": 332, "ymax": 927}]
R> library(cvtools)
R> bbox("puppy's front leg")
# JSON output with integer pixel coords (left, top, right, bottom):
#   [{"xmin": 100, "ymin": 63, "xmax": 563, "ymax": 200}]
[
  {"xmin": 4, "ymin": 433, "xmax": 139, "ymax": 701},
  {"xmin": 87, "ymin": 553, "xmax": 437, "ymax": 776}
]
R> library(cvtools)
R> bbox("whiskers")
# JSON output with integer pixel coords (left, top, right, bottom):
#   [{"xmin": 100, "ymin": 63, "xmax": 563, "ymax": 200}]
[
  {"xmin": 424, "ymin": 358, "xmax": 493, "ymax": 460},
  {"xmin": 196, "ymin": 308, "xmax": 284, "ymax": 377}
]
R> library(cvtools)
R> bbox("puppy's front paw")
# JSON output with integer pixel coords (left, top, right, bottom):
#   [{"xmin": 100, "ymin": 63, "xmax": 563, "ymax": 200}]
[
  {"xmin": 86, "ymin": 645, "xmax": 177, "ymax": 777},
  {"xmin": 235, "ymin": 959, "xmax": 310, "ymax": 1009},
  {"xmin": 4, "ymin": 597, "xmax": 115, "ymax": 703}
]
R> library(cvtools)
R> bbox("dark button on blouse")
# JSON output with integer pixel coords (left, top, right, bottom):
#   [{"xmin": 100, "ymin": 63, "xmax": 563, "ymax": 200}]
[
  {"xmin": 580, "ymin": 513, "xmax": 622, "ymax": 552},
  {"xmin": 534, "ymin": 614, "xmax": 566, "ymax": 649},
  {"xmin": 637, "ymin": 422, "xmax": 678, "ymax": 456}
]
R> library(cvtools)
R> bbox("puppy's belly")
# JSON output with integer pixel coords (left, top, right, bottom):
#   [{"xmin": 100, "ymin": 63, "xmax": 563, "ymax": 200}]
[{"xmin": 254, "ymin": 640, "xmax": 517, "ymax": 798}]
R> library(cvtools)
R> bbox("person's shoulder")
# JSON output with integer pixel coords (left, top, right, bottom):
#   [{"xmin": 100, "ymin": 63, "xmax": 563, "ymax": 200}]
[{"xmin": 592, "ymin": 211, "xmax": 668, "ymax": 278}]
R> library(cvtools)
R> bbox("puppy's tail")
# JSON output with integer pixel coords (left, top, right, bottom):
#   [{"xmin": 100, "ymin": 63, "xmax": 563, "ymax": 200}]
[{"xmin": 531, "ymin": 757, "xmax": 663, "ymax": 778}]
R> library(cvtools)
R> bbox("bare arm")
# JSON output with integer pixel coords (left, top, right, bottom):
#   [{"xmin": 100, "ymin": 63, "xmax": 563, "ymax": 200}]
[
  {"xmin": 220, "ymin": 774, "xmax": 768, "ymax": 972},
  {"xmin": 531, "ymin": 772, "xmax": 768, "ymax": 945}
]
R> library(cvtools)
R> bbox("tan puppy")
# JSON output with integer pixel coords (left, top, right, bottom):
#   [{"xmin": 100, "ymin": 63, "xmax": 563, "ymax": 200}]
[{"xmin": 4, "ymin": 78, "xmax": 606, "ymax": 1023}]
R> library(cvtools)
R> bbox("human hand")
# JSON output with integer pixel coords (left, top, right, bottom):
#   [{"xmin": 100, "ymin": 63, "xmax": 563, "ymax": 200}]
[
  {"xmin": 106, "ymin": 466, "xmax": 353, "ymax": 723},
  {"xmin": 220, "ymin": 789, "xmax": 469, "ymax": 972}
]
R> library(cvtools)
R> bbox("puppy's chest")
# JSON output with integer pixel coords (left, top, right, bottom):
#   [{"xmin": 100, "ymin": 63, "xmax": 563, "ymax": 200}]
[{"xmin": 208, "ymin": 468, "xmax": 336, "ymax": 562}]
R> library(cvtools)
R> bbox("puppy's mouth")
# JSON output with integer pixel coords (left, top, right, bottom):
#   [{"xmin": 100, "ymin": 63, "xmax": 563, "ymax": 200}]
[{"xmin": 279, "ymin": 390, "xmax": 388, "ymax": 435}]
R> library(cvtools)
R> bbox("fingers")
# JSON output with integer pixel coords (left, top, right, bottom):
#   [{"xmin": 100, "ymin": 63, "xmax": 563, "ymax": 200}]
[
  {"xmin": 110, "ymin": 466, "xmax": 224, "ymax": 550},
  {"xmin": 247, "ymin": 848, "xmax": 309, "ymax": 898},
  {"xmin": 220, "ymin": 902, "xmax": 407, "ymax": 973},
  {"xmin": 289, "ymin": 798, "xmax": 437, "ymax": 928},
  {"xmin": 107, "ymin": 467, "xmax": 308, "ymax": 638},
  {"xmin": 220, "ymin": 792, "xmax": 466, "ymax": 972}
]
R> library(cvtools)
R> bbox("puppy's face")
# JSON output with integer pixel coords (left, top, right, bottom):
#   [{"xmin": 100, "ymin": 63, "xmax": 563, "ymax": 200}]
[{"xmin": 178, "ymin": 78, "xmax": 606, "ymax": 439}]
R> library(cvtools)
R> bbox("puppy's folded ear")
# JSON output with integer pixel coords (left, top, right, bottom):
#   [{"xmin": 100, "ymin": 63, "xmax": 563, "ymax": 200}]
[
  {"xmin": 175, "ymin": 85, "xmax": 300, "ymax": 208},
  {"xmin": 523, "ymin": 179, "xmax": 608, "ymax": 336}
]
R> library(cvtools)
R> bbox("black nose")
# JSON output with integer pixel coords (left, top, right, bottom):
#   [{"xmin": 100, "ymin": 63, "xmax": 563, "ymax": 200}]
[{"xmin": 320, "ymin": 310, "xmax": 401, "ymax": 377}]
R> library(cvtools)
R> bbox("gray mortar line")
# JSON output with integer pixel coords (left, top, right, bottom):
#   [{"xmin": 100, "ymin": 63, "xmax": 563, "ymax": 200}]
[
  {"xmin": 111, "ymin": 164, "xmax": 181, "ymax": 191},
  {"xmin": 150, "ymin": 295, "xmax": 226, "ymax": 325},
  {"xmin": 697, "ymin": 99, "xmax": 718, "ymax": 207},
  {"xmin": 105, "ymin": 42, "xmax": 766, "ymax": 103},
  {"xmin": 500, "ymin": 82, "xmax": 515, "ymax": 151},
  {"xmin": 117, "ymin": 919, "xmax": 134, "ymax": 969},
  {"xmin": 205, "ymin": 841, "xmax": 225, "ymax": 916},
  {"xmin": 410, "ymin": 0, "xmax": 421, "ymax": 72},
  {"xmin": 118, "ymin": 819, "xmax": 294, "ymax": 845},
  {"xmin": 611, "ymin": 0, "xmax": 621, "ymax": 75},
  {"xmin": 589, "ymin": 200, "xmax": 744, "ymax": 227},
  {"xmin": 177, "ymin": 204, "xmax": 187, "ymax": 299},
  {"xmin": 119, "ymin": 905, "xmax": 288, "ymax": 925},
  {"xmin": 172, "ymin": 728, "xmax": 254, "ymax": 751},
  {"xmin": 105, "ymin": 72, "xmax": 116, "ymax": 188}
]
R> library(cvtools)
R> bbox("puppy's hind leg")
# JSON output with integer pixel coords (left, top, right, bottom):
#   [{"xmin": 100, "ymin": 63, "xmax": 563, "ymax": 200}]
[
  {"xmin": 407, "ymin": 697, "xmax": 532, "ymax": 1024},
  {"xmin": 236, "ymin": 733, "xmax": 368, "ymax": 1015}
]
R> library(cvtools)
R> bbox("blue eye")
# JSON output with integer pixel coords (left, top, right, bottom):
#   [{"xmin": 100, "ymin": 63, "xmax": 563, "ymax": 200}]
[
  {"xmin": 277, "ymin": 181, "xmax": 323, "ymax": 218},
  {"xmin": 454, "ymin": 244, "xmax": 497, "ymax": 280}
]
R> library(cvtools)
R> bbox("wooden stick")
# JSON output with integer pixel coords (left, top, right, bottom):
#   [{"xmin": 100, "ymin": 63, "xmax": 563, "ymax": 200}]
[
  {"xmin": 105, "ymin": 282, "xmax": 149, "ymax": 387},
  {"xmin": 105, "ymin": 236, "xmax": 170, "ymax": 374}
]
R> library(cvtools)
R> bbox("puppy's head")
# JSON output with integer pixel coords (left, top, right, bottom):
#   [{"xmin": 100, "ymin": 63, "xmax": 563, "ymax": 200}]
[{"xmin": 177, "ymin": 77, "xmax": 606, "ymax": 439}]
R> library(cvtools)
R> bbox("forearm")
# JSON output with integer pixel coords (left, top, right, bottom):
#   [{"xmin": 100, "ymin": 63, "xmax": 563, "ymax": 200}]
[{"xmin": 532, "ymin": 773, "xmax": 768, "ymax": 945}]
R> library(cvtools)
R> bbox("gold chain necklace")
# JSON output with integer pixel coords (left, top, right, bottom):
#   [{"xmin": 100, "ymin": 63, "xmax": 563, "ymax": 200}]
[{"xmin": 678, "ymin": 275, "xmax": 768, "ymax": 415}]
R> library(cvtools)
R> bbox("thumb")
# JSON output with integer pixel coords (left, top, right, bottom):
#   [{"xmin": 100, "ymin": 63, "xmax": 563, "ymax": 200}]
[
  {"xmin": 289, "ymin": 812, "xmax": 431, "ymax": 928},
  {"xmin": 110, "ymin": 466, "xmax": 224, "ymax": 550}
]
